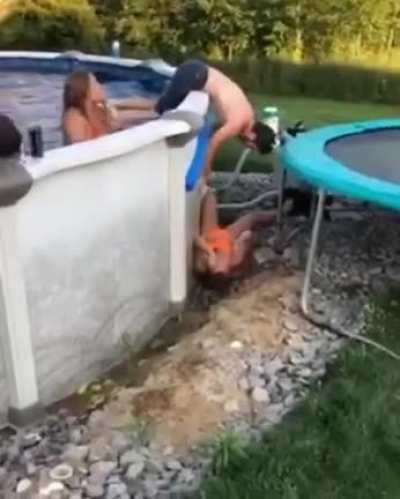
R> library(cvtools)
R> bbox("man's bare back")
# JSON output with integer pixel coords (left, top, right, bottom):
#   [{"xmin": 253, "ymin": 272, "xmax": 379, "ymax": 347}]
[
  {"xmin": 205, "ymin": 67, "xmax": 254, "ymax": 133},
  {"xmin": 155, "ymin": 60, "xmax": 272, "ymax": 180}
]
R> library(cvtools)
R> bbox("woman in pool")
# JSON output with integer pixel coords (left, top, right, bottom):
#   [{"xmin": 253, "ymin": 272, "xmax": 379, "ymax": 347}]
[
  {"xmin": 62, "ymin": 71, "xmax": 156, "ymax": 144},
  {"xmin": 195, "ymin": 189, "xmax": 276, "ymax": 279}
]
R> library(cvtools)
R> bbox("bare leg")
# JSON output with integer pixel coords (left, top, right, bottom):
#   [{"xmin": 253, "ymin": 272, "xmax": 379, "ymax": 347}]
[
  {"xmin": 227, "ymin": 210, "xmax": 276, "ymax": 239},
  {"xmin": 200, "ymin": 190, "xmax": 220, "ymax": 235},
  {"xmin": 118, "ymin": 109, "xmax": 158, "ymax": 127},
  {"xmin": 230, "ymin": 230, "xmax": 253, "ymax": 268},
  {"xmin": 111, "ymin": 97, "xmax": 156, "ymax": 111}
]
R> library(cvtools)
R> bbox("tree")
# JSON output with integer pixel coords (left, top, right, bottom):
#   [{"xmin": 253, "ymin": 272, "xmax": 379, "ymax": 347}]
[
  {"xmin": 116, "ymin": 0, "xmax": 186, "ymax": 59},
  {"xmin": 89, "ymin": 0, "xmax": 124, "ymax": 41},
  {"xmin": 180, "ymin": 0, "xmax": 254, "ymax": 61},
  {"xmin": 0, "ymin": 0, "xmax": 105, "ymax": 52}
]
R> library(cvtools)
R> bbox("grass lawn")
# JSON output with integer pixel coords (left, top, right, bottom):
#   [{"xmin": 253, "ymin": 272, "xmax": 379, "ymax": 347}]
[
  {"xmin": 199, "ymin": 291, "xmax": 400, "ymax": 499},
  {"xmin": 215, "ymin": 95, "xmax": 400, "ymax": 173}
]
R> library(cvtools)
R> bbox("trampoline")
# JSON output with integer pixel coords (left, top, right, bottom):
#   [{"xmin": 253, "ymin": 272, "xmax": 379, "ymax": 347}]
[{"xmin": 279, "ymin": 119, "xmax": 400, "ymax": 315}]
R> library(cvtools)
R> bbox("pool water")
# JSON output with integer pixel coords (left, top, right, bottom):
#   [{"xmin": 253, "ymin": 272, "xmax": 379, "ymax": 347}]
[{"xmin": 0, "ymin": 71, "xmax": 161, "ymax": 151}]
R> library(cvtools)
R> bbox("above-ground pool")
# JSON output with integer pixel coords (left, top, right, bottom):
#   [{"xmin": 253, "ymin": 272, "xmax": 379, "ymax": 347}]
[
  {"xmin": 0, "ymin": 52, "xmax": 209, "ymax": 425},
  {"xmin": 0, "ymin": 62, "xmax": 167, "ymax": 150}
]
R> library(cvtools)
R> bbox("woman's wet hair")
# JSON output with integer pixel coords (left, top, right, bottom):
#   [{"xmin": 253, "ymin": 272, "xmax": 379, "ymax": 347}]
[
  {"xmin": 252, "ymin": 121, "xmax": 276, "ymax": 154},
  {"xmin": 0, "ymin": 114, "xmax": 22, "ymax": 157},
  {"xmin": 63, "ymin": 71, "xmax": 91, "ymax": 116}
]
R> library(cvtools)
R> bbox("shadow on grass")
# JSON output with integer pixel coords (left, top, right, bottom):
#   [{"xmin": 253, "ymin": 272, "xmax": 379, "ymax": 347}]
[{"xmin": 198, "ymin": 290, "xmax": 400, "ymax": 499}]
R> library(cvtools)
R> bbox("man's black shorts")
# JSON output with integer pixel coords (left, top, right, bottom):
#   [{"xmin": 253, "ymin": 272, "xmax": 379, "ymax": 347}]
[{"xmin": 155, "ymin": 59, "xmax": 209, "ymax": 115}]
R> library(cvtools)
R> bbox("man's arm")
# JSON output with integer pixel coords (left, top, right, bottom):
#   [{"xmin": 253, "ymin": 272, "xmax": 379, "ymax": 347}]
[
  {"xmin": 109, "ymin": 97, "xmax": 156, "ymax": 111},
  {"xmin": 203, "ymin": 122, "xmax": 242, "ymax": 182},
  {"xmin": 117, "ymin": 109, "xmax": 158, "ymax": 127}
]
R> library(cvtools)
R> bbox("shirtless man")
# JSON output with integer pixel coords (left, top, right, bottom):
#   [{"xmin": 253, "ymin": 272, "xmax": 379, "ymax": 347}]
[{"xmin": 155, "ymin": 60, "xmax": 274, "ymax": 181}]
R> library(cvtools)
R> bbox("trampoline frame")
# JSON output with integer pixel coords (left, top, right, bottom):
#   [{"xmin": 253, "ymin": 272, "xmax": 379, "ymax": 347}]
[
  {"xmin": 276, "ymin": 167, "xmax": 325, "ymax": 315},
  {"xmin": 279, "ymin": 119, "xmax": 400, "ymax": 316}
]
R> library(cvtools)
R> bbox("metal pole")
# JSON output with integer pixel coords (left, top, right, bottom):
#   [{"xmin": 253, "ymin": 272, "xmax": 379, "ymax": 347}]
[
  {"xmin": 301, "ymin": 189, "xmax": 326, "ymax": 315},
  {"xmin": 218, "ymin": 190, "xmax": 278, "ymax": 210},
  {"xmin": 275, "ymin": 166, "xmax": 287, "ymax": 247},
  {"xmin": 111, "ymin": 40, "xmax": 121, "ymax": 58}
]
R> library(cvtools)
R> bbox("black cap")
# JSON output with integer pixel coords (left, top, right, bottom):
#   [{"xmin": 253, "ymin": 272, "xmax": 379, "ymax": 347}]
[{"xmin": 0, "ymin": 114, "xmax": 22, "ymax": 157}]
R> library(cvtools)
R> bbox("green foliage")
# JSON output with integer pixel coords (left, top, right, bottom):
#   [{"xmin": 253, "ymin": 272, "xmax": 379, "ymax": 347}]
[
  {"xmin": 0, "ymin": 0, "xmax": 105, "ymax": 52},
  {"xmin": 3, "ymin": 0, "xmax": 400, "ymax": 67},
  {"xmin": 207, "ymin": 428, "xmax": 247, "ymax": 477},
  {"xmin": 89, "ymin": 0, "xmax": 123, "ymax": 40},
  {"xmin": 116, "ymin": 0, "xmax": 186, "ymax": 59},
  {"xmin": 3, "ymin": 0, "xmax": 400, "ymax": 105},
  {"xmin": 214, "ymin": 57, "xmax": 400, "ymax": 104}
]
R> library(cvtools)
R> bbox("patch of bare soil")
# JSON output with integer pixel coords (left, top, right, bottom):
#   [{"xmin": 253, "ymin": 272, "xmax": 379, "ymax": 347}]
[{"xmin": 88, "ymin": 268, "xmax": 302, "ymax": 453}]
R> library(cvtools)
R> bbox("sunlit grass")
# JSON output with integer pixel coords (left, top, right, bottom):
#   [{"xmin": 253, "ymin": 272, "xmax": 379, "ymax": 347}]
[
  {"xmin": 215, "ymin": 94, "xmax": 399, "ymax": 173},
  {"xmin": 199, "ymin": 291, "xmax": 400, "ymax": 498}
]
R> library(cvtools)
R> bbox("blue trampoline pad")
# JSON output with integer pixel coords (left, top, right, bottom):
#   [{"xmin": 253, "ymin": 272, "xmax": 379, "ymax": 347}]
[{"xmin": 279, "ymin": 120, "xmax": 400, "ymax": 212}]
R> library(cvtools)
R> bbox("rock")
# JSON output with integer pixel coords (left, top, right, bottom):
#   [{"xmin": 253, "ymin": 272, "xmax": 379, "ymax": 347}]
[
  {"xmin": 230, "ymin": 340, "xmax": 243, "ymax": 350},
  {"xmin": 265, "ymin": 404, "xmax": 284, "ymax": 425},
  {"xmin": 299, "ymin": 367, "xmax": 313, "ymax": 379},
  {"xmin": 143, "ymin": 480, "xmax": 159, "ymax": 498},
  {"xmin": 278, "ymin": 378, "xmax": 293, "ymax": 393},
  {"xmin": 254, "ymin": 247, "xmax": 276, "ymax": 265},
  {"xmin": 288, "ymin": 352, "xmax": 304, "ymax": 366},
  {"xmin": 224, "ymin": 399, "xmax": 240, "ymax": 414},
  {"xmin": 69, "ymin": 428, "xmax": 83, "ymax": 445},
  {"xmin": 86, "ymin": 483, "xmax": 104, "ymax": 498},
  {"xmin": 264, "ymin": 357, "xmax": 284, "ymax": 377},
  {"xmin": 177, "ymin": 468, "xmax": 196, "ymax": 484},
  {"xmin": 165, "ymin": 458, "xmax": 182, "ymax": 472},
  {"xmin": 49, "ymin": 463, "xmax": 74, "ymax": 482},
  {"xmin": 106, "ymin": 482, "xmax": 128, "ymax": 499},
  {"xmin": 0, "ymin": 465, "xmax": 6, "ymax": 481},
  {"xmin": 26, "ymin": 461, "xmax": 37, "ymax": 476},
  {"xmin": 201, "ymin": 338, "xmax": 216, "ymax": 350},
  {"xmin": 2, "ymin": 470, "xmax": 18, "ymax": 492},
  {"xmin": 284, "ymin": 393, "xmax": 296, "ymax": 409},
  {"xmin": 251, "ymin": 387, "xmax": 270, "ymax": 404},
  {"xmin": 62, "ymin": 445, "xmax": 89, "ymax": 466},
  {"xmin": 22, "ymin": 432, "xmax": 42, "ymax": 449},
  {"xmin": 110, "ymin": 432, "xmax": 131, "ymax": 454},
  {"xmin": 88, "ymin": 438, "xmax": 115, "ymax": 462},
  {"xmin": 16, "ymin": 478, "xmax": 33, "ymax": 494},
  {"xmin": 284, "ymin": 318, "xmax": 298, "ymax": 332},
  {"xmin": 238, "ymin": 378, "xmax": 250, "ymax": 392},
  {"xmin": 279, "ymin": 293, "xmax": 298, "ymax": 313},
  {"xmin": 248, "ymin": 376, "xmax": 265, "ymax": 389},
  {"xmin": 87, "ymin": 410, "xmax": 104, "ymax": 430},
  {"xmin": 89, "ymin": 461, "xmax": 118, "ymax": 480},
  {"xmin": 163, "ymin": 446, "xmax": 175, "ymax": 456},
  {"xmin": 39, "ymin": 481, "xmax": 65, "ymax": 497},
  {"xmin": 120, "ymin": 449, "xmax": 145, "ymax": 468},
  {"xmin": 7, "ymin": 444, "xmax": 20, "ymax": 464},
  {"xmin": 125, "ymin": 461, "xmax": 145, "ymax": 481}
]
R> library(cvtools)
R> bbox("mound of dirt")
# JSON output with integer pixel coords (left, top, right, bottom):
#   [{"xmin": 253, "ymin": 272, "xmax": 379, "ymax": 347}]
[{"xmin": 88, "ymin": 269, "xmax": 302, "ymax": 453}]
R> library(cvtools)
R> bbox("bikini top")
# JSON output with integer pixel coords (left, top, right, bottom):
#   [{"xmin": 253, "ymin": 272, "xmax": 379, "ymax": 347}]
[{"xmin": 204, "ymin": 228, "xmax": 233, "ymax": 254}]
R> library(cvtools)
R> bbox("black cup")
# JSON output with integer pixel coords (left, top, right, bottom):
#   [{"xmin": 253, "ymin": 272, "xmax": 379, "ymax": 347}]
[{"xmin": 28, "ymin": 126, "xmax": 44, "ymax": 158}]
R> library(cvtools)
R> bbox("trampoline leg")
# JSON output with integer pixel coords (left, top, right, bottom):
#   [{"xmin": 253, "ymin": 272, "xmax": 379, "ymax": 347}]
[
  {"xmin": 276, "ymin": 167, "xmax": 287, "ymax": 233},
  {"xmin": 301, "ymin": 189, "xmax": 326, "ymax": 315}
]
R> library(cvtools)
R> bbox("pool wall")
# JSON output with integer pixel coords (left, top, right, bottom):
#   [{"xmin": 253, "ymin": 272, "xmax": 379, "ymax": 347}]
[{"xmin": 0, "ymin": 52, "xmax": 209, "ymax": 425}]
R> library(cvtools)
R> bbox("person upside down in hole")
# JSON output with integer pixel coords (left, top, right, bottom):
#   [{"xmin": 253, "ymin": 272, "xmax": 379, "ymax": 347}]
[{"xmin": 194, "ymin": 189, "xmax": 276, "ymax": 279}]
